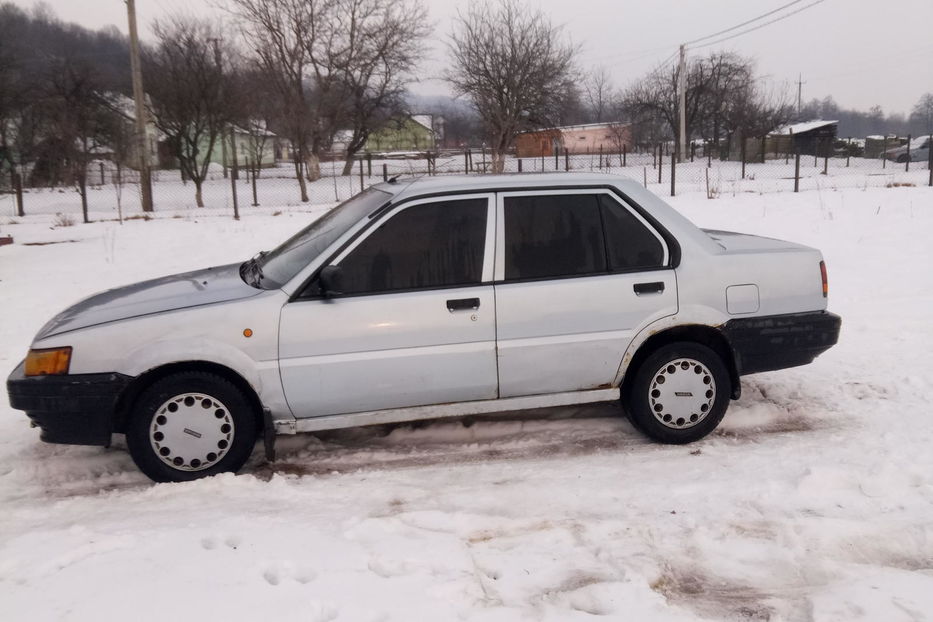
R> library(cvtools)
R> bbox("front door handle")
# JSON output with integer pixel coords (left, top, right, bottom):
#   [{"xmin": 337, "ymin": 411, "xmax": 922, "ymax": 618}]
[
  {"xmin": 633, "ymin": 281, "xmax": 665, "ymax": 295},
  {"xmin": 447, "ymin": 297, "xmax": 480, "ymax": 312}
]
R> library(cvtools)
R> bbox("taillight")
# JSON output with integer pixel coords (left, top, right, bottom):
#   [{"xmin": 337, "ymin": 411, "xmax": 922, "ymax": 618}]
[{"xmin": 819, "ymin": 261, "xmax": 828, "ymax": 298}]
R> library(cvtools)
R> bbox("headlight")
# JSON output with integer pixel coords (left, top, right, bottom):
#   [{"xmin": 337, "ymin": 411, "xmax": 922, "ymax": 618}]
[{"xmin": 24, "ymin": 347, "xmax": 72, "ymax": 376}]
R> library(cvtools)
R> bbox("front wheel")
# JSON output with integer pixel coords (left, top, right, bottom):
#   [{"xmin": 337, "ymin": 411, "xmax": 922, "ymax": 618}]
[
  {"xmin": 125, "ymin": 371, "xmax": 257, "ymax": 482},
  {"xmin": 623, "ymin": 342, "xmax": 731, "ymax": 444}
]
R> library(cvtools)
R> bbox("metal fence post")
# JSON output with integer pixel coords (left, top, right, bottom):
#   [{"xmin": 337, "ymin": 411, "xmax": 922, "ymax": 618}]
[
  {"xmin": 794, "ymin": 150, "xmax": 801, "ymax": 193},
  {"xmin": 823, "ymin": 151, "xmax": 828, "ymax": 175},
  {"xmin": 464, "ymin": 150, "xmax": 469, "ymax": 173},
  {"xmin": 359, "ymin": 158, "xmax": 364, "ymax": 192},
  {"xmin": 906, "ymin": 134, "xmax": 911, "ymax": 172},
  {"xmin": 882, "ymin": 136, "xmax": 887, "ymax": 169},
  {"xmin": 846, "ymin": 137, "xmax": 851, "ymax": 167},
  {"xmin": 250, "ymin": 159, "xmax": 259, "ymax": 206},
  {"xmin": 928, "ymin": 134, "xmax": 932, "ymax": 187},
  {"xmin": 554, "ymin": 146, "xmax": 559, "ymax": 170},
  {"xmin": 740, "ymin": 134, "xmax": 746, "ymax": 180},
  {"xmin": 367, "ymin": 152, "xmax": 372, "ymax": 177},
  {"xmin": 382, "ymin": 163, "xmax": 388, "ymax": 182},
  {"xmin": 622, "ymin": 144, "xmax": 627, "ymax": 167},
  {"xmin": 657, "ymin": 144, "xmax": 662, "ymax": 184},
  {"xmin": 229, "ymin": 163, "xmax": 240, "ymax": 220},
  {"xmin": 518, "ymin": 158, "xmax": 523, "ymax": 173},
  {"xmin": 13, "ymin": 171, "xmax": 24, "ymax": 217},
  {"xmin": 643, "ymin": 166, "xmax": 647, "ymax": 188},
  {"xmin": 670, "ymin": 151, "xmax": 676, "ymax": 197},
  {"xmin": 564, "ymin": 148, "xmax": 569, "ymax": 171}
]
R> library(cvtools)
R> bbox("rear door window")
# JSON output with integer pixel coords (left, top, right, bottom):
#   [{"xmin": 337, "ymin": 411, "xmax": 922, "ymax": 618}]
[
  {"xmin": 598, "ymin": 194, "xmax": 665, "ymax": 271},
  {"xmin": 503, "ymin": 194, "xmax": 606, "ymax": 280}
]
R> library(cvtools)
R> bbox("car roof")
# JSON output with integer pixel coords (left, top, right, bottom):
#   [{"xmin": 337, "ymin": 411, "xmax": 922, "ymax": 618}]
[{"xmin": 370, "ymin": 172, "xmax": 646, "ymax": 201}]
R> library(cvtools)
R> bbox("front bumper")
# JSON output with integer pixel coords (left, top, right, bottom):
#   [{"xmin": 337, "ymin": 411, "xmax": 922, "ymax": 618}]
[
  {"xmin": 723, "ymin": 311, "xmax": 841, "ymax": 376},
  {"xmin": 6, "ymin": 361, "xmax": 132, "ymax": 446}
]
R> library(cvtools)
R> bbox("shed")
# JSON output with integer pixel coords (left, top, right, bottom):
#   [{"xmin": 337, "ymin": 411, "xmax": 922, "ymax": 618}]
[{"xmin": 769, "ymin": 120, "xmax": 838, "ymax": 157}]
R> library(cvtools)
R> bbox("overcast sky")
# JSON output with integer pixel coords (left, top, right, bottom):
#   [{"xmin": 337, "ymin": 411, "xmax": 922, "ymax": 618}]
[{"xmin": 12, "ymin": 0, "xmax": 933, "ymax": 115}]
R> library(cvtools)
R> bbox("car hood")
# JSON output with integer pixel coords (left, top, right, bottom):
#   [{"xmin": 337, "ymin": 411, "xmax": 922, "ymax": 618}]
[{"xmin": 36, "ymin": 262, "xmax": 261, "ymax": 340}]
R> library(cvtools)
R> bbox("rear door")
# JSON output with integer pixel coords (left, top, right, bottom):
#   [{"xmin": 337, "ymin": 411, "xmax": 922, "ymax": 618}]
[
  {"xmin": 494, "ymin": 189, "xmax": 678, "ymax": 398},
  {"xmin": 278, "ymin": 193, "xmax": 498, "ymax": 417}
]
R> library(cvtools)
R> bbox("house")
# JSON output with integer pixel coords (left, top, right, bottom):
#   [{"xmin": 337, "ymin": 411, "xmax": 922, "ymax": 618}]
[
  {"xmin": 334, "ymin": 115, "xmax": 442, "ymax": 154},
  {"xmin": 767, "ymin": 120, "xmax": 838, "ymax": 157},
  {"xmin": 101, "ymin": 92, "xmax": 161, "ymax": 169},
  {"xmin": 368, "ymin": 115, "xmax": 440, "ymax": 153},
  {"xmin": 155, "ymin": 124, "xmax": 280, "ymax": 172},
  {"xmin": 515, "ymin": 122, "xmax": 633, "ymax": 158}
]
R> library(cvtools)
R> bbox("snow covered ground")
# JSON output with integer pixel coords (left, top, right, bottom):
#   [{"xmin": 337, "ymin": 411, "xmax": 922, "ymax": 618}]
[{"xmin": 1, "ymin": 184, "xmax": 932, "ymax": 621}]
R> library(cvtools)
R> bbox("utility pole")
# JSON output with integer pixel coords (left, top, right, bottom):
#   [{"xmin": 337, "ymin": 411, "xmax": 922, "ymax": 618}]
[
  {"xmin": 209, "ymin": 37, "xmax": 229, "ymax": 179},
  {"xmin": 126, "ymin": 0, "xmax": 154, "ymax": 212},
  {"xmin": 796, "ymin": 74, "xmax": 806, "ymax": 118},
  {"xmin": 678, "ymin": 44, "xmax": 687, "ymax": 163}
]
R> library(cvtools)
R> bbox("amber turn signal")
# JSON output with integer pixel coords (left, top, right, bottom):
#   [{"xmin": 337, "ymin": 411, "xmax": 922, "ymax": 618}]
[
  {"xmin": 24, "ymin": 347, "xmax": 72, "ymax": 376},
  {"xmin": 819, "ymin": 261, "xmax": 828, "ymax": 298}
]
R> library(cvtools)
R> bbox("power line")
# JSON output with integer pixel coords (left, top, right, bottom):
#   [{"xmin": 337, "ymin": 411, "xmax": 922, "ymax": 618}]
[
  {"xmin": 690, "ymin": 0, "xmax": 827, "ymax": 50},
  {"xmin": 684, "ymin": 0, "xmax": 806, "ymax": 46}
]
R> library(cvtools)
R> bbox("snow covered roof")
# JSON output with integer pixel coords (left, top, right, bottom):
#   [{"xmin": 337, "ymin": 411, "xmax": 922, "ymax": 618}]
[
  {"xmin": 772, "ymin": 119, "xmax": 838, "ymax": 135},
  {"xmin": 518, "ymin": 122, "xmax": 629, "ymax": 135},
  {"xmin": 411, "ymin": 115, "xmax": 435, "ymax": 132}
]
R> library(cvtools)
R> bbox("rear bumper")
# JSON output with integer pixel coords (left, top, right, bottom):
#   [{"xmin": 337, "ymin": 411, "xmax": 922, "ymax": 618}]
[
  {"xmin": 6, "ymin": 361, "xmax": 132, "ymax": 446},
  {"xmin": 723, "ymin": 311, "xmax": 841, "ymax": 376}
]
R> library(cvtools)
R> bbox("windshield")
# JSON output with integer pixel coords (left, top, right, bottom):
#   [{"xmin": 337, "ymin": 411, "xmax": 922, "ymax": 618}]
[{"xmin": 253, "ymin": 187, "xmax": 392, "ymax": 289}]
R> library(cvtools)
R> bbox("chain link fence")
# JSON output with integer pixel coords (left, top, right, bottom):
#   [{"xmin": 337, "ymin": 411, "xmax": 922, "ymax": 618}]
[{"xmin": 2, "ymin": 135, "xmax": 931, "ymax": 223}]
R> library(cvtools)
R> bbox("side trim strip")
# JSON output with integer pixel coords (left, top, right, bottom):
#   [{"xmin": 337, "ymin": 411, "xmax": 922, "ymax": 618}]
[{"xmin": 276, "ymin": 388, "xmax": 619, "ymax": 435}]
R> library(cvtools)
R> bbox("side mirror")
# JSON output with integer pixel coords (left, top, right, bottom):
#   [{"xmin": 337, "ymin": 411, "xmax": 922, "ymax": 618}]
[{"xmin": 319, "ymin": 265, "xmax": 344, "ymax": 298}]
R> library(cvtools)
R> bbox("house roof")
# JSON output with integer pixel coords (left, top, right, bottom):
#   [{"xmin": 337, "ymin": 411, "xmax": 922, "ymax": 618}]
[
  {"xmin": 410, "ymin": 115, "xmax": 435, "ymax": 132},
  {"xmin": 772, "ymin": 119, "xmax": 838, "ymax": 135},
  {"xmin": 519, "ymin": 122, "xmax": 629, "ymax": 135}
]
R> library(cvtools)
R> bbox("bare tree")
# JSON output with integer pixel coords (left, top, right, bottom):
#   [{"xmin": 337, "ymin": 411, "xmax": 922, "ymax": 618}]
[
  {"xmin": 583, "ymin": 66, "xmax": 613, "ymax": 123},
  {"xmin": 42, "ymin": 57, "xmax": 116, "ymax": 222},
  {"xmin": 226, "ymin": 0, "xmax": 334, "ymax": 199},
  {"xmin": 330, "ymin": 0, "xmax": 429, "ymax": 175},
  {"xmin": 719, "ymin": 81, "xmax": 792, "ymax": 158},
  {"xmin": 911, "ymin": 93, "xmax": 933, "ymax": 135},
  {"xmin": 620, "ymin": 52, "xmax": 789, "ymax": 160},
  {"xmin": 620, "ymin": 56, "xmax": 709, "ymax": 160},
  {"xmin": 446, "ymin": 0, "xmax": 577, "ymax": 173},
  {"xmin": 227, "ymin": 64, "xmax": 275, "ymax": 177},
  {"xmin": 145, "ymin": 17, "xmax": 231, "ymax": 207}
]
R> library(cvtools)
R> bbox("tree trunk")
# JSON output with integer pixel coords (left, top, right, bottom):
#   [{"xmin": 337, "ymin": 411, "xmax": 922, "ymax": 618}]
[
  {"xmin": 306, "ymin": 152, "xmax": 321, "ymax": 182},
  {"xmin": 341, "ymin": 153, "xmax": 356, "ymax": 176},
  {"xmin": 195, "ymin": 179, "xmax": 204, "ymax": 208},
  {"xmin": 293, "ymin": 157, "xmax": 308, "ymax": 203}
]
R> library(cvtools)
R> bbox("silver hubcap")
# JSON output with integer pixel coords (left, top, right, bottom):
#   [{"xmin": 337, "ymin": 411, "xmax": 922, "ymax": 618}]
[
  {"xmin": 648, "ymin": 358, "xmax": 716, "ymax": 429},
  {"xmin": 149, "ymin": 392, "xmax": 234, "ymax": 471}
]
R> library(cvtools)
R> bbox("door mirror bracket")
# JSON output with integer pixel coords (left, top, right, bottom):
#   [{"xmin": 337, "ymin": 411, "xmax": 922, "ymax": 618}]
[{"xmin": 319, "ymin": 265, "xmax": 344, "ymax": 298}]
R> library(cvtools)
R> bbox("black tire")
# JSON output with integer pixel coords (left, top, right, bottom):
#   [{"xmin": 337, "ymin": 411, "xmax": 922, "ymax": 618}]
[
  {"xmin": 125, "ymin": 371, "xmax": 257, "ymax": 482},
  {"xmin": 623, "ymin": 342, "xmax": 731, "ymax": 444},
  {"xmin": 897, "ymin": 154, "xmax": 909, "ymax": 163}
]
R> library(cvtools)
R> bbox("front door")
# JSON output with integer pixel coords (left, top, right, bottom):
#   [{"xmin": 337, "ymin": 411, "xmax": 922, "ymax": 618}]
[
  {"xmin": 278, "ymin": 194, "xmax": 498, "ymax": 417},
  {"xmin": 494, "ymin": 190, "xmax": 678, "ymax": 398}
]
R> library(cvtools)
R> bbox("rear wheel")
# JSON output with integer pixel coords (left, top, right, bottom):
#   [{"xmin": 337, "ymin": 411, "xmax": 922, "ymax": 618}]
[
  {"xmin": 624, "ymin": 342, "xmax": 730, "ymax": 444},
  {"xmin": 125, "ymin": 371, "xmax": 257, "ymax": 482}
]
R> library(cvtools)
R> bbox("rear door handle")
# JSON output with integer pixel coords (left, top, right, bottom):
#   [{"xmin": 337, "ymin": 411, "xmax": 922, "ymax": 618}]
[
  {"xmin": 633, "ymin": 281, "xmax": 665, "ymax": 295},
  {"xmin": 447, "ymin": 297, "xmax": 480, "ymax": 312}
]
